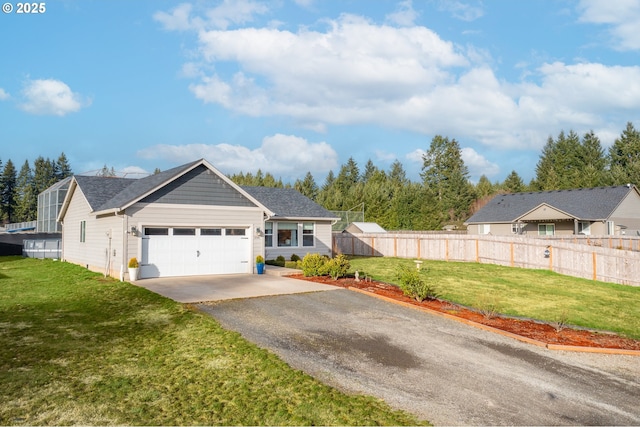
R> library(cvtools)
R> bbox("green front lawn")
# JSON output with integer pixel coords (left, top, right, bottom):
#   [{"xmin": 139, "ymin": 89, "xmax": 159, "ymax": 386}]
[
  {"xmin": 348, "ymin": 256, "xmax": 640, "ymax": 340},
  {"xmin": 0, "ymin": 257, "xmax": 425, "ymax": 426}
]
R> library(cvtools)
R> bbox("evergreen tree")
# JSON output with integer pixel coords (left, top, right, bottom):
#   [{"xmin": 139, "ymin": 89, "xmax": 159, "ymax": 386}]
[
  {"xmin": 55, "ymin": 152, "xmax": 72, "ymax": 180},
  {"xmin": 33, "ymin": 157, "xmax": 57, "ymax": 195},
  {"xmin": 294, "ymin": 172, "xmax": 319, "ymax": 201},
  {"xmin": 475, "ymin": 175, "xmax": 495, "ymax": 198},
  {"xmin": 534, "ymin": 136, "xmax": 559, "ymax": 190},
  {"xmin": 334, "ymin": 157, "xmax": 360, "ymax": 194},
  {"xmin": 608, "ymin": 122, "xmax": 640, "ymax": 186},
  {"xmin": 362, "ymin": 159, "xmax": 378, "ymax": 182},
  {"xmin": 421, "ymin": 135, "xmax": 475, "ymax": 226},
  {"xmin": 1, "ymin": 159, "xmax": 17, "ymax": 223},
  {"xmin": 388, "ymin": 160, "xmax": 408, "ymax": 187},
  {"xmin": 502, "ymin": 170, "xmax": 525, "ymax": 193},
  {"xmin": 97, "ymin": 165, "xmax": 117, "ymax": 177},
  {"xmin": 577, "ymin": 130, "xmax": 607, "ymax": 187},
  {"xmin": 14, "ymin": 160, "xmax": 36, "ymax": 222}
]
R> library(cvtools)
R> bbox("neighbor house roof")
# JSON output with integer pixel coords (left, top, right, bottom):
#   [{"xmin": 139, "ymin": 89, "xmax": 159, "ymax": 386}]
[
  {"xmin": 346, "ymin": 222, "xmax": 387, "ymax": 233},
  {"xmin": 241, "ymin": 186, "xmax": 338, "ymax": 220},
  {"xmin": 466, "ymin": 185, "xmax": 638, "ymax": 224}
]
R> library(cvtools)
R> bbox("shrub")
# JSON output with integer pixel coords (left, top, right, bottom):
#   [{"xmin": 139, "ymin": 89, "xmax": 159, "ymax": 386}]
[
  {"xmin": 276, "ymin": 255, "xmax": 286, "ymax": 263},
  {"xmin": 284, "ymin": 261, "xmax": 300, "ymax": 269},
  {"xmin": 325, "ymin": 254, "xmax": 351, "ymax": 280},
  {"xmin": 300, "ymin": 253, "xmax": 328, "ymax": 277},
  {"xmin": 394, "ymin": 265, "xmax": 437, "ymax": 302},
  {"xmin": 290, "ymin": 254, "xmax": 301, "ymax": 262},
  {"xmin": 128, "ymin": 257, "xmax": 139, "ymax": 268},
  {"xmin": 256, "ymin": 255, "xmax": 265, "ymax": 264},
  {"xmin": 266, "ymin": 259, "xmax": 284, "ymax": 267}
]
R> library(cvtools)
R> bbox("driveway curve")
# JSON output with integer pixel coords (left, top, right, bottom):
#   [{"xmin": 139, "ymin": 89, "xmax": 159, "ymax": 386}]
[{"xmin": 199, "ymin": 289, "xmax": 640, "ymax": 426}]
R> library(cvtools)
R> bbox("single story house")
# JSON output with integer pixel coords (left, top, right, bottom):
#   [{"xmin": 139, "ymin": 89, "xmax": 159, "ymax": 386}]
[
  {"xmin": 58, "ymin": 159, "xmax": 338, "ymax": 280},
  {"xmin": 465, "ymin": 185, "xmax": 640, "ymax": 236},
  {"xmin": 342, "ymin": 222, "xmax": 387, "ymax": 234}
]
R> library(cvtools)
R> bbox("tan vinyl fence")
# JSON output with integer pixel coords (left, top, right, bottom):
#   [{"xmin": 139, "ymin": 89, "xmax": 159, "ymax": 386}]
[{"xmin": 333, "ymin": 233, "xmax": 640, "ymax": 287}]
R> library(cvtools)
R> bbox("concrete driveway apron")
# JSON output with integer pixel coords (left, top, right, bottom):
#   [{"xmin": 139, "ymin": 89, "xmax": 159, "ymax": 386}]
[
  {"xmin": 134, "ymin": 273, "xmax": 338, "ymax": 303},
  {"xmin": 199, "ymin": 289, "xmax": 640, "ymax": 426}
]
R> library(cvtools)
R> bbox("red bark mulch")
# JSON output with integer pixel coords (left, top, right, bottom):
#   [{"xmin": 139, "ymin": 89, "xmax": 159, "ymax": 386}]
[{"xmin": 288, "ymin": 274, "xmax": 640, "ymax": 351}]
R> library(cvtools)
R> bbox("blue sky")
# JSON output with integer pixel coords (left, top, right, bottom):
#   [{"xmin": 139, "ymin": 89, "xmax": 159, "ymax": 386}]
[{"xmin": 1, "ymin": 0, "xmax": 639, "ymax": 184}]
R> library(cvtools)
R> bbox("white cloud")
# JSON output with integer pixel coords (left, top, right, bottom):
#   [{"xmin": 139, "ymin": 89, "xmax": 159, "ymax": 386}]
[
  {"xmin": 159, "ymin": 4, "xmax": 640, "ymax": 154},
  {"xmin": 461, "ymin": 147, "xmax": 499, "ymax": 180},
  {"xmin": 20, "ymin": 79, "xmax": 89, "ymax": 116},
  {"xmin": 0, "ymin": 88, "xmax": 9, "ymax": 100},
  {"xmin": 406, "ymin": 148, "xmax": 426, "ymax": 163},
  {"xmin": 154, "ymin": 0, "xmax": 269, "ymax": 31},
  {"xmin": 386, "ymin": 0, "xmax": 419, "ymax": 27},
  {"xmin": 437, "ymin": 0, "xmax": 484, "ymax": 22},
  {"xmin": 578, "ymin": 0, "xmax": 640, "ymax": 50},
  {"xmin": 136, "ymin": 134, "xmax": 338, "ymax": 178}
]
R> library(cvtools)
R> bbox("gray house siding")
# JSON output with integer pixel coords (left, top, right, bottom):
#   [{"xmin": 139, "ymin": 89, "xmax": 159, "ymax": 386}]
[{"xmin": 140, "ymin": 165, "xmax": 256, "ymax": 207}]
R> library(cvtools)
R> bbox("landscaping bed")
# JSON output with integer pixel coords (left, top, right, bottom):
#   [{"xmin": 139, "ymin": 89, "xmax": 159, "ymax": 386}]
[{"xmin": 288, "ymin": 274, "xmax": 640, "ymax": 351}]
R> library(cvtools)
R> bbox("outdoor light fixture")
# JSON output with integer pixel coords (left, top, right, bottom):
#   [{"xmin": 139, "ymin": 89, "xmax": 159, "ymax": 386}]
[
  {"xmin": 130, "ymin": 226, "xmax": 138, "ymax": 236},
  {"xmin": 544, "ymin": 246, "xmax": 551, "ymax": 258}
]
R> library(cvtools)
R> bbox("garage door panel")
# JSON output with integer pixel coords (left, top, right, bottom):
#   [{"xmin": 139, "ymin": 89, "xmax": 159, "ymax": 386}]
[{"xmin": 142, "ymin": 227, "xmax": 250, "ymax": 278}]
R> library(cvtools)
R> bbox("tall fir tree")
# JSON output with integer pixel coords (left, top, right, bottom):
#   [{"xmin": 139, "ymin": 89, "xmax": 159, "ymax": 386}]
[
  {"xmin": 608, "ymin": 122, "xmax": 640, "ymax": 186},
  {"xmin": 1, "ymin": 159, "xmax": 17, "ymax": 223},
  {"xmin": 14, "ymin": 160, "xmax": 36, "ymax": 222},
  {"xmin": 577, "ymin": 130, "xmax": 607, "ymax": 188},
  {"xmin": 294, "ymin": 172, "xmax": 319, "ymax": 201},
  {"xmin": 502, "ymin": 170, "xmax": 525, "ymax": 193},
  {"xmin": 421, "ymin": 135, "xmax": 475, "ymax": 226},
  {"xmin": 55, "ymin": 152, "xmax": 73, "ymax": 180}
]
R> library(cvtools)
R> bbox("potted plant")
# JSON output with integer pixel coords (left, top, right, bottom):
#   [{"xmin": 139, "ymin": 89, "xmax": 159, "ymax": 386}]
[
  {"xmin": 256, "ymin": 255, "xmax": 265, "ymax": 274},
  {"xmin": 128, "ymin": 257, "xmax": 139, "ymax": 281}
]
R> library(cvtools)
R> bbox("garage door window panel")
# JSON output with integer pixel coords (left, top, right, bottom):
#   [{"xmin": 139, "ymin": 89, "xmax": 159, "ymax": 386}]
[
  {"xmin": 225, "ymin": 228, "xmax": 247, "ymax": 236},
  {"xmin": 201, "ymin": 228, "xmax": 222, "ymax": 236},
  {"xmin": 173, "ymin": 228, "xmax": 196, "ymax": 236},
  {"xmin": 145, "ymin": 227, "xmax": 169, "ymax": 235}
]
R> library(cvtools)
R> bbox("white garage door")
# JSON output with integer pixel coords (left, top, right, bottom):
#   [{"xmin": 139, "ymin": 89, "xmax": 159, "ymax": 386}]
[{"xmin": 140, "ymin": 227, "xmax": 251, "ymax": 278}]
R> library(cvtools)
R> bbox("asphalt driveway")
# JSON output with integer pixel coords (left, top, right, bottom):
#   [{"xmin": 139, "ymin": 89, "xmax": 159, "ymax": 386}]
[
  {"xmin": 200, "ymin": 289, "xmax": 640, "ymax": 426},
  {"xmin": 134, "ymin": 273, "xmax": 338, "ymax": 303}
]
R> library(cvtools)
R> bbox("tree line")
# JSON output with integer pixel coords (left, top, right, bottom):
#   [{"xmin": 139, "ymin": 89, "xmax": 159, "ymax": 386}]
[
  {"xmin": 0, "ymin": 153, "xmax": 72, "ymax": 224},
  {"xmin": 2, "ymin": 122, "xmax": 638, "ymax": 230},
  {"xmin": 231, "ymin": 122, "xmax": 640, "ymax": 231}
]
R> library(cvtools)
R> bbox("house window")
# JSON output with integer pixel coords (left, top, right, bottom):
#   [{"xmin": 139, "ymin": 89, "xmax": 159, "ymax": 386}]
[
  {"xmin": 577, "ymin": 222, "xmax": 591, "ymax": 235},
  {"xmin": 277, "ymin": 222, "xmax": 298, "ymax": 247},
  {"xmin": 538, "ymin": 224, "xmax": 555, "ymax": 236},
  {"xmin": 264, "ymin": 222, "xmax": 273, "ymax": 247},
  {"xmin": 479, "ymin": 224, "xmax": 490, "ymax": 235},
  {"xmin": 80, "ymin": 221, "xmax": 86, "ymax": 242},
  {"xmin": 511, "ymin": 223, "xmax": 525, "ymax": 234},
  {"xmin": 303, "ymin": 222, "xmax": 314, "ymax": 247},
  {"xmin": 607, "ymin": 221, "xmax": 615, "ymax": 235}
]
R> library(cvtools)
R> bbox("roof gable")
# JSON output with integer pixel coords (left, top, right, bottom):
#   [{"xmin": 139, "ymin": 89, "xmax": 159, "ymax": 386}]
[
  {"xmin": 517, "ymin": 203, "xmax": 573, "ymax": 221},
  {"xmin": 466, "ymin": 186, "xmax": 637, "ymax": 224}
]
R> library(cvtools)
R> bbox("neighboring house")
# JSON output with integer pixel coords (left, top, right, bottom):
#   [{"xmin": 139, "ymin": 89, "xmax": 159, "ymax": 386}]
[
  {"xmin": 465, "ymin": 185, "xmax": 640, "ymax": 236},
  {"xmin": 57, "ymin": 159, "xmax": 337, "ymax": 280},
  {"xmin": 342, "ymin": 222, "xmax": 387, "ymax": 234}
]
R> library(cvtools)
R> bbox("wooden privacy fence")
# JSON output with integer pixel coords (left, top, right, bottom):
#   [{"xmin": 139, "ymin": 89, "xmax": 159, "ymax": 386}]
[{"xmin": 333, "ymin": 233, "xmax": 640, "ymax": 287}]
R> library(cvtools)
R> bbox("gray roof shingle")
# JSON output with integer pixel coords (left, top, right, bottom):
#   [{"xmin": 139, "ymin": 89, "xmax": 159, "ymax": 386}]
[
  {"xmin": 241, "ymin": 186, "xmax": 337, "ymax": 219},
  {"xmin": 466, "ymin": 186, "xmax": 634, "ymax": 223}
]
